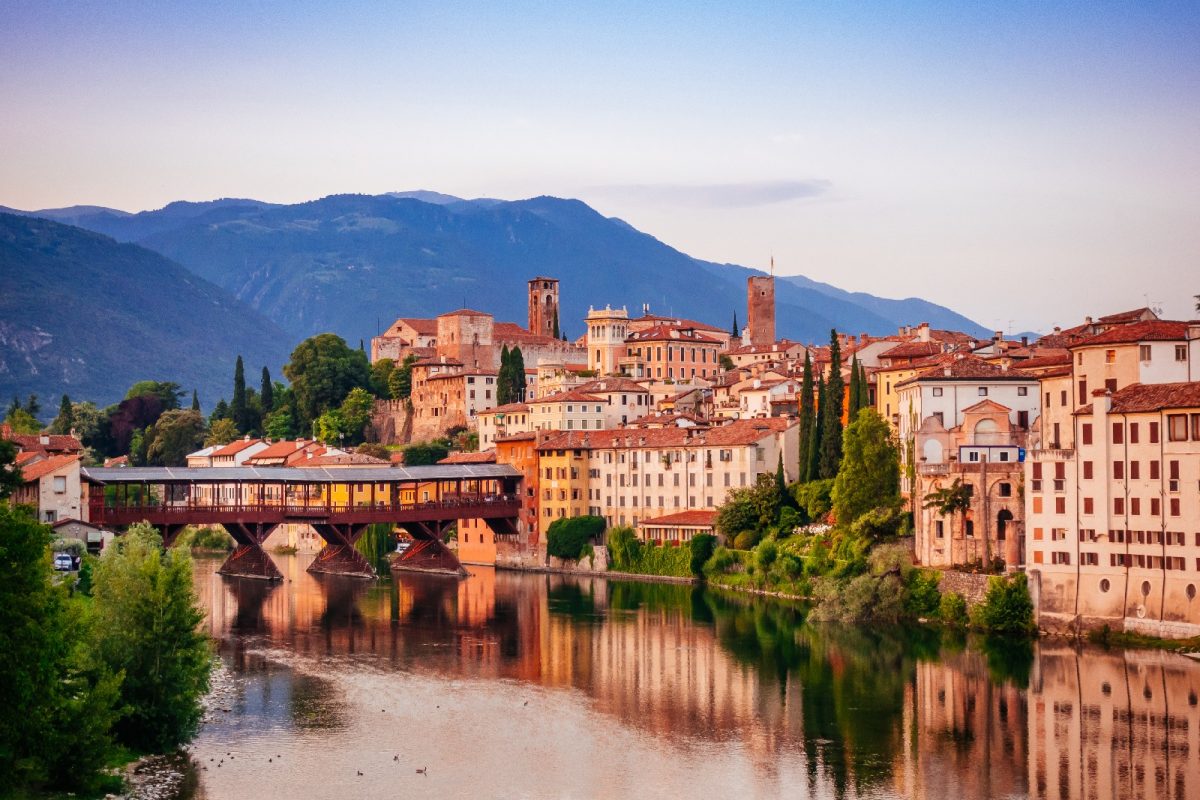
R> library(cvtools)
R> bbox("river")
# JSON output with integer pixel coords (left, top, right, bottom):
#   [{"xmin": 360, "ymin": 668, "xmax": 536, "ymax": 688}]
[{"xmin": 180, "ymin": 553, "xmax": 1200, "ymax": 799}]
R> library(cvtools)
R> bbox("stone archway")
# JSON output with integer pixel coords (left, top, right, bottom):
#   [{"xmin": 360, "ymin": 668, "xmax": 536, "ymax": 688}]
[{"xmin": 997, "ymin": 509, "xmax": 1015, "ymax": 567}]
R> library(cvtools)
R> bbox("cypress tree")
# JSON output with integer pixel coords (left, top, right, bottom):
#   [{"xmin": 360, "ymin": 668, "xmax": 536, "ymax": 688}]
[
  {"xmin": 510, "ymin": 347, "xmax": 527, "ymax": 401},
  {"xmin": 731, "ymin": 312, "xmax": 739, "ymax": 338},
  {"xmin": 808, "ymin": 374, "xmax": 824, "ymax": 482},
  {"xmin": 231, "ymin": 355, "xmax": 247, "ymax": 433},
  {"xmin": 260, "ymin": 367, "xmax": 274, "ymax": 412},
  {"xmin": 191, "ymin": 390, "xmax": 200, "ymax": 412},
  {"xmin": 857, "ymin": 360, "xmax": 869, "ymax": 415},
  {"xmin": 49, "ymin": 394, "xmax": 74, "ymax": 434},
  {"xmin": 497, "ymin": 345, "xmax": 512, "ymax": 405},
  {"xmin": 797, "ymin": 352, "xmax": 815, "ymax": 483},
  {"xmin": 551, "ymin": 310, "xmax": 560, "ymax": 340},
  {"xmin": 847, "ymin": 355, "xmax": 862, "ymax": 418},
  {"xmin": 819, "ymin": 331, "xmax": 844, "ymax": 479}
]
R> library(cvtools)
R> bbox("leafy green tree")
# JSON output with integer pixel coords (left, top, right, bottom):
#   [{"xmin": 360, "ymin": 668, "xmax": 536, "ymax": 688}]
[
  {"xmin": 689, "ymin": 533, "xmax": 717, "ymax": 576},
  {"xmin": 369, "ymin": 358, "xmax": 395, "ymax": 399},
  {"xmin": 263, "ymin": 406, "xmax": 295, "ymax": 440},
  {"xmin": 125, "ymin": 381, "xmax": 183, "ymax": 410},
  {"xmin": 401, "ymin": 440, "xmax": 450, "ymax": 465},
  {"xmin": 4, "ymin": 407, "xmax": 41, "ymax": 434},
  {"xmin": 719, "ymin": 354, "xmax": 735, "ymax": 371},
  {"xmin": 797, "ymin": 352, "xmax": 815, "ymax": 482},
  {"xmin": 205, "ymin": 417, "xmax": 240, "ymax": 446},
  {"xmin": 923, "ymin": 478, "xmax": 972, "ymax": 538},
  {"xmin": 497, "ymin": 345, "xmax": 513, "ymax": 405},
  {"xmin": 716, "ymin": 488, "xmax": 759, "ymax": 540},
  {"xmin": 832, "ymin": 409, "xmax": 901, "ymax": 527},
  {"xmin": 260, "ymin": 367, "xmax": 274, "ymax": 412},
  {"xmin": 0, "ymin": 505, "xmax": 121, "ymax": 794},
  {"xmin": 283, "ymin": 333, "xmax": 372, "ymax": 428},
  {"xmin": 974, "ymin": 573, "xmax": 1035, "ymax": 635},
  {"xmin": 388, "ymin": 353, "xmax": 418, "ymax": 400},
  {"xmin": 0, "ymin": 439, "xmax": 22, "ymax": 499},
  {"xmin": 68, "ymin": 401, "xmax": 105, "ymax": 450},
  {"xmin": 819, "ymin": 330, "xmax": 844, "ymax": 478},
  {"xmin": 90, "ymin": 523, "xmax": 212, "ymax": 751},
  {"xmin": 808, "ymin": 373, "xmax": 825, "ymax": 481},
  {"xmin": 315, "ymin": 387, "xmax": 374, "ymax": 446},
  {"xmin": 145, "ymin": 409, "xmax": 206, "ymax": 466},
  {"xmin": 49, "ymin": 394, "xmax": 74, "ymax": 434},
  {"xmin": 606, "ymin": 525, "xmax": 642, "ymax": 570},
  {"xmin": 546, "ymin": 515, "xmax": 604, "ymax": 560}
]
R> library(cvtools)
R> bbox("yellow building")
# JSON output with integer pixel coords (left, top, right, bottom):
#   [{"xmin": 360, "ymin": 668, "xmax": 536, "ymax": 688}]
[{"xmin": 535, "ymin": 433, "xmax": 591, "ymax": 525}]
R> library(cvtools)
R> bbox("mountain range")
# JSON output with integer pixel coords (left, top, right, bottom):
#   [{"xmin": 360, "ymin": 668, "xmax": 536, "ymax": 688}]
[{"xmin": 1, "ymin": 192, "xmax": 990, "ymax": 409}]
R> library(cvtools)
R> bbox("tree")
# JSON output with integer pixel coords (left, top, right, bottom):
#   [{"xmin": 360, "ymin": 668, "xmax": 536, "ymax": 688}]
[
  {"xmin": 356, "ymin": 442, "xmax": 391, "ymax": 461},
  {"xmin": 263, "ymin": 406, "xmax": 295, "ymax": 440},
  {"xmin": 0, "ymin": 439, "xmax": 21, "ymax": 500},
  {"xmin": 205, "ymin": 418, "xmax": 240, "ymax": 446},
  {"xmin": 368, "ymin": 359, "xmax": 394, "ymax": 400},
  {"xmin": 551, "ymin": 309, "xmax": 561, "ymax": 340},
  {"xmin": 497, "ymin": 345, "xmax": 513, "ymax": 405},
  {"xmin": 847, "ymin": 355, "xmax": 862, "ymax": 418},
  {"xmin": 231, "ymin": 355, "xmax": 248, "ymax": 433},
  {"xmin": 923, "ymin": 477, "xmax": 973, "ymax": 537},
  {"xmin": 402, "ymin": 440, "xmax": 450, "ymax": 466},
  {"xmin": 106, "ymin": 394, "xmax": 166, "ymax": 457},
  {"xmin": 48, "ymin": 394, "xmax": 74, "ymax": 434},
  {"xmin": 210, "ymin": 398, "xmax": 230, "ymax": 424},
  {"xmin": 509, "ymin": 346, "xmax": 527, "ymax": 401},
  {"xmin": 832, "ymin": 409, "xmax": 901, "ymax": 527},
  {"xmin": 731, "ymin": 312, "xmax": 739, "ymax": 338},
  {"xmin": 191, "ymin": 389, "xmax": 200, "ymax": 412},
  {"xmin": 91, "ymin": 524, "xmax": 211, "ymax": 751},
  {"xmin": 145, "ymin": 410, "xmax": 206, "ymax": 466},
  {"xmin": 68, "ymin": 402, "xmax": 105, "ymax": 451},
  {"xmin": 0, "ymin": 505, "xmax": 122, "ymax": 793},
  {"xmin": 124, "ymin": 381, "xmax": 183, "ymax": 410},
  {"xmin": 975, "ymin": 573, "xmax": 1035, "ymax": 635},
  {"xmin": 807, "ymin": 374, "xmax": 825, "ymax": 482},
  {"xmin": 797, "ymin": 352, "xmax": 815, "ymax": 482},
  {"xmin": 719, "ymin": 354, "xmax": 735, "ymax": 371},
  {"xmin": 24, "ymin": 393, "xmax": 41, "ymax": 417},
  {"xmin": 283, "ymin": 333, "xmax": 372, "ymax": 428},
  {"xmin": 546, "ymin": 515, "xmax": 604, "ymax": 560},
  {"xmin": 819, "ymin": 330, "xmax": 844, "ymax": 479},
  {"xmin": 260, "ymin": 367, "xmax": 274, "ymax": 412},
  {"xmin": 388, "ymin": 353, "xmax": 418, "ymax": 400},
  {"xmin": 5, "ymin": 407, "xmax": 41, "ymax": 434}
]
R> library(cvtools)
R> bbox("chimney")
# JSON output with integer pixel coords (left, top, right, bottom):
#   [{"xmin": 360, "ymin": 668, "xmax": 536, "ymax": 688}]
[
  {"xmin": 1021, "ymin": 335, "xmax": 1029, "ymax": 346},
  {"xmin": 1085, "ymin": 316, "xmax": 1093, "ymax": 325}
]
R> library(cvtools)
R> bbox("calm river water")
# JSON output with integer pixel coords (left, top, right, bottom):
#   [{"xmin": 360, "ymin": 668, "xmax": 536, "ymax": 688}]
[{"xmin": 182, "ymin": 553, "xmax": 1200, "ymax": 800}]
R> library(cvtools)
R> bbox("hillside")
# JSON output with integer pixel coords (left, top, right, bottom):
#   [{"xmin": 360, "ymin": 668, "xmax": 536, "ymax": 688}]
[
  {"xmin": 6, "ymin": 193, "xmax": 990, "ymax": 346},
  {"xmin": 0, "ymin": 213, "xmax": 290, "ymax": 408}
]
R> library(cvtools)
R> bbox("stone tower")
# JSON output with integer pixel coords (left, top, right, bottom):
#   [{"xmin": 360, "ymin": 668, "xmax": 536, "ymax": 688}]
[
  {"xmin": 747, "ymin": 275, "xmax": 776, "ymax": 345},
  {"xmin": 528, "ymin": 277, "xmax": 560, "ymax": 337}
]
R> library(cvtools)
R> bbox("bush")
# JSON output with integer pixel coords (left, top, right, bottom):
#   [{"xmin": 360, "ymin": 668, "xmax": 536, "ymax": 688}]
[
  {"xmin": 703, "ymin": 546, "xmax": 737, "ymax": 575},
  {"xmin": 939, "ymin": 591, "xmax": 969, "ymax": 627},
  {"xmin": 754, "ymin": 539, "xmax": 779, "ymax": 573},
  {"xmin": 733, "ymin": 529, "xmax": 761, "ymax": 550},
  {"xmin": 546, "ymin": 515, "xmax": 605, "ymax": 561},
  {"xmin": 849, "ymin": 506, "xmax": 905, "ymax": 542},
  {"xmin": 811, "ymin": 572, "xmax": 908, "ymax": 625},
  {"xmin": 688, "ymin": 533, "xmax": 717, "ymax": 576},
  {"xmin": 793, "ymin": 479, "xmax": 834, "ymax": 522},
  {"xmin": 606, "ymin": 525, "xmax": 641, "ymax": 570},
  {"xmin": 51, "ymin": 537, "xmax": 86, "ymax": 556},
  {"xmin": 904, "ymin": 569, "xmax": 942, "ymax": 619},
  {"xmin": 974, "ymin": 573, "xmax": 1035, "ymax": 635}
]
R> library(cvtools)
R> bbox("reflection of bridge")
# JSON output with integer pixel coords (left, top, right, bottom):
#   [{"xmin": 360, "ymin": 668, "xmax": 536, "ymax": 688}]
[{"xmin": 83, "ymin": 465, "xmax": 522, "ymax": 579}]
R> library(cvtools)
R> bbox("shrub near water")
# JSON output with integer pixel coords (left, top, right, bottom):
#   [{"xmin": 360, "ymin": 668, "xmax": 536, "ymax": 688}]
[
  {"xmin": 973, "ymin": 573, "xmax": 1035, "ymax": 635},
  {"xmin": 546, "ymin": 515, "xmax": 605, "ymax": 561}
]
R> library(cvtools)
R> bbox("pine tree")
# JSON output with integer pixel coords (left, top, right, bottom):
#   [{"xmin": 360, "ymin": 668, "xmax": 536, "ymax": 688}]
[
  {"xmin": 797, "ymin": 352, "xmax": 815, "ymax": 483},
  {"xmin": 808, "ymin": 374, "xmax": 824, "ymax": 482},
  {"xmin": 48, "ymin": 395, "xmax": 74, "ymax": 435},
  {"xmin": 190, "ymin": 390, "xmax": 200, "ymax": 412},
  {"xmin": 511, "ymin": 347, "xmax": 527, "ymax": 401},
  {"xmin": 497, "ymin": 345, "xmax": 512, "ymax": 405},
  {"xmin": 260, "ymin": 367, "xmax": 273, "ymax": 412},
  {"xmin": 231, "ymin": 355, "xmax": 247, "ymax": 433},
  {"xmin": 775, "ymin": 452, "xmax": 787, "ymax": 498},
  {"xmin": 819, "ymin": 331, "xmax": 844, "ymax": 479},
  {"xmin": 847, "ymin": 355, "xmax": 862, "ymax": 418}
]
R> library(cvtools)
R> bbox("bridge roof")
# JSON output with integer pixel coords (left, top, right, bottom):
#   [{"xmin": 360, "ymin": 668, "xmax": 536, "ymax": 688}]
[{"xmin": 82, "ymin": 464, "xmax": 520, "ymax": 484}]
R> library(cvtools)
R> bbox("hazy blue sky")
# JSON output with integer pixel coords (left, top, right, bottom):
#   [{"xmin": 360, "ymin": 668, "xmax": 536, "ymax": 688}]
[{"xmin": 2, "ymin": 1, "xmax": 1198, "ymax": 332}]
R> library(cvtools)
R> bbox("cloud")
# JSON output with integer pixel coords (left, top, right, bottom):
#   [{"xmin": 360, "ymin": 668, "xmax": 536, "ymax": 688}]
[{"xmin": 584, "ymin": 179, "xmax": 832, "ymax": 209}]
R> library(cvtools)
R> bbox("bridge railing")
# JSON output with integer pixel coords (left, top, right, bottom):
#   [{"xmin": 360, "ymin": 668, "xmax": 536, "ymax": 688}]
[{"xmin": 89, "ymin": 494, "xmax": 522, "ymax": 523}]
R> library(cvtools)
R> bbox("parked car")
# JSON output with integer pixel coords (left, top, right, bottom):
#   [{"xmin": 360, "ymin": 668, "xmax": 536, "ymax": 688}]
[{"xmin": 53, "ymin": 552, "xmax": 79, "ymax": 571}]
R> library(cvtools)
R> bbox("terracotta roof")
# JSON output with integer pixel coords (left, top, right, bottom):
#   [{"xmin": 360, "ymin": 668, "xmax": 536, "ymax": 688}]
[
  {"xmin": 210, "ymin": 438, "xmax": 264, "ymax": 457},
  {"xmin": 576, "ymin": 378, "xmax": 649, "ymax": 394},
  {"xmin": 21, "ymin": 453, "xmax": 80, "ymax": 482},
  {"xmin": 725, "ymin": 339, "xmax": 805, "ymax": 356},
  {"xmin": 4, "ymin": 430, "xmax": 84, "ymax": 453},
  {"xmin": 244, "ymin": 440, "xmax": 318, "ymax": 462},
  {"xmin": 1070, "ymin": 320, "xmax": 1188, "ymax": 348},
  {"xmin": 537, "ymin": 417, "xmax": 793, "ymax": 451},
  {"xmin": 438, "ymin": 450, "xmax": 497, "ymax": 464},
  {"xmin": 533, "ymin": 389, "xmax": 605, "ymax": 404},
  {"xmin": 626, "ymin": 325, "xmax": 724, "ymax": 344},
  {"xmin": 880, "ymin": 341, "xmax": 944, "ymax": 359},
  {"xmin": 632, "ymin": 314, "xmax": 725, "ymax": 333},
  {"xmin": 1035, "ymin": 366, "xmax": 1073, "ymax": 379},
  {"xmin": 439, "ymin": 308, "xmax": 491, "ymax": 317},
  {"xmin": 927, "ymin": 329, "xmax": 978, "ymax": 345},
  {"xmin": 398, "ymin": 318, "xmax": 439, "ymax": 335},
  {"xmin": 495, "ymin": 431, "xmax": 539, "ymax": 443},
  {"xmin": 639, "ymin": 510, "xmax": 718, "ymax": 527},
  {"xmin": 103, "ymin": 455, "xmax": 129, "ymax": 467},
  {"xmin": 481, "ymin": 402, "xmax": 530, "ymax": 415},
  {"xmin": 493, "ymin": 322, "xmax": 573, "ymax": 346},
  {"xmin": 1098, "ymin": 307, "xmax": 1155, "ymax": 324},
  {"xmin": 296, "ymin": 452, "xmax": 389, "ymax": 467},
  {"xmin": 900, "ymin": 355, "xmax": 1035, "ymax": 385},
  {"xmin": 15, "ymin": 451, "xmax": 42, "ymax": 466},
  {"xmin": 1077, "ymin": 381, "xmax": 1200, "ymax": 415},
  {"xmin": 1014, "ymin": 350, "xmax": 1071, "ymax": 369}
]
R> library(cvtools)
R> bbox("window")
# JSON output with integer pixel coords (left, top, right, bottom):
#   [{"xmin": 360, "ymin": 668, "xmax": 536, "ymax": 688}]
[
  {"xmin": 1176, "ymin": 345, "xmax": 1188, "ymax": 362},
  {"xmin": 978, "ymin": 387, "xmax": 988, "ymax": 396},
  {"xmin": 1114, "ymin": 497, "xmax": 1124, "ymax": 515},
  {"xmin": 1083, "ymin": 497, "xmax": 1094, "ymax": 514},
  {"xmin": 1150, "ymin": 421, "xmax": 1159, "ymax": 443},
  {"xmin": 1083, "ymin": 461, "xmax": 1093, "ymax": 480},
  {"xmin": 932, "ymin": 387, "xmax": 943, "ymax": 397},
  {"xmin": 999, "ymin": 482, "xmax": 1012, "ymax": 497},
  {"xmin": 1105, "ymin": 378, "xmax": 1117, "ymax": 393},
  {"xmin": 1018, "ymin": 386, "xmax": 1028, "ymax": 396},
  {"xmin": 935, "ymin": 520, "xmax": 944, "ymax": 538},
  {"xmin": 1130, "ymin": 461, "xmax": 1139, "ymax": 480},
  {"xmin": 1082, "ymin": 424, "xmax": 1093, "ymax": 445},
  {"xmin": 1151, "ymin": 498, "xmax": 1160, "ymax": 516},
  {"xmin": 1105, "ymin": 349, "xmax": 1116, "ymax": 364},
  {"xmin": 1055, "ymin": 497, "xmax": 1066, "ymax": 514},
  {"xmin": 1170, "ymin": 498, "xmax": 1180, "ymax": 517},
  {"xmin": 52, "ymin": 476, "xmax": 66, "ymax": 494},
  {"xmin": 1078, "ymin": 380, "xmax": 1088, "ymax": 406},
  {"xmin": 1150, "ymin": 460, "xmax": 1159, "ymax": 479},
  {"xmin": 1130, "ymin": 423, "xmax": 1139, "ymax": 444},
  {"xmin": 1112, "ymin": 423, "xmax": 1123, "ymax": 444},
  {"xmin": 1139, "ymin": 344, "xmax": 1152, "ymax": 361},
  {"xmin": 1193, "ymin": 414, "xmax": 1200, "ymax": 441},
  {"xmin": 1130, "ymin": 498, "xmax": 1140, "ymax": 515},
  {"xmin": 1168, "ymin": 414, "xmax": 1188, "ymax": 441},
  {"xmin": 1052, "ymin": 552, "xmax": 1072, "ymax": 565}
]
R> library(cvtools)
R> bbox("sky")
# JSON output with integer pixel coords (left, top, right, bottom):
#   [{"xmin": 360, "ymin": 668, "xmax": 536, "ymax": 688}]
[{"xmin": 2, "ymin": 1, "xmax": 1198, "ymax": 333}]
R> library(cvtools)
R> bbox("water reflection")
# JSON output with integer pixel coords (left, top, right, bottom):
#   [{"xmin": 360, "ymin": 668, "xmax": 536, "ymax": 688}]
[{"xmin": 190, "ymin": 555, "xmax": 1200, "ymax": 799}]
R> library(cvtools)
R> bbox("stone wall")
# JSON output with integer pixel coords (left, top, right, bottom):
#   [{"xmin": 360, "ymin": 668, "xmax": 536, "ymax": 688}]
[
  {"xmin": 371, "ymin": 398, "xmax": 413, "ymax": 445},
  {"xmin": 495, "ymin": 543, "xmax": 610, "ymax": 575},
  {"xmin": 935, "ymin": 569, "xmax": 993, "ymax": 607}
]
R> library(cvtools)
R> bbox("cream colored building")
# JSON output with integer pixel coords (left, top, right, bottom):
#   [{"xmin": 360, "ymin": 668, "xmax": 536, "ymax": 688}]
[
  {"xmin": 477, "ymin": 402, "xmax": 532, "ymax": 448},
  {"xmin": 529, "ymin": 389, "xmax": 607, "ymax": 432},
  {"xmin": 584, "ymin": 304, "xmax": 631, "ymax": 376}
]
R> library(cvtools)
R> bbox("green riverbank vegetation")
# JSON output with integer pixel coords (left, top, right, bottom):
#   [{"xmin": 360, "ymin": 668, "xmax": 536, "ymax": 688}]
[{"xmin": 0, "ymin": 508, "xmax": 212, "ymax": 797}]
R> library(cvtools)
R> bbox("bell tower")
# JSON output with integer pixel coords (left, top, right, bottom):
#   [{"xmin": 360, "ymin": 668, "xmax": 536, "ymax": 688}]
[{"xmin": 528, "ymin": 277, "xmax": 560, "ymax": 337}]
